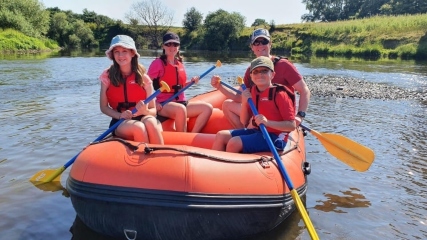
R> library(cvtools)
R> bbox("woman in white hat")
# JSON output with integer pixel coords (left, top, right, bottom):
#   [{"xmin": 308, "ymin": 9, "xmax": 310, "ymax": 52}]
[{"xmin": 99, "ymin": 35, "xmax": 163, "ymax": 143}]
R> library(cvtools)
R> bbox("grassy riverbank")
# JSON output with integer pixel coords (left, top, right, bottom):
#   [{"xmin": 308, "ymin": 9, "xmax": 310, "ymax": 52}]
[
  {"xmin": 0, "ymin": 29, "xmax": 59, "ymax": 53},
  {"xmin": 271, "ymin": 14, "xmax": 427, "ymax": 59},
  {"xmin": 1, "ymin": 14, "xmax": 426, "ymax": 60}
]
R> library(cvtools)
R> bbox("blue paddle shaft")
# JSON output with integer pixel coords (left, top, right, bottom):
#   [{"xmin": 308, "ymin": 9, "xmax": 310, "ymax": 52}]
[
  {"xmin": 240, "ymin": 84, "xmax": 295, "ymax": 190},
  {"xmin": 63, "ymin": 89, "xmax": 162, "ymax": 169},
  {"xmin": 221, "ymin": 81, "xmax": 242, "ymax": 94},
  {"xmin": 161, "ymin": 64, "xmax": 218, "ymax": 106}
]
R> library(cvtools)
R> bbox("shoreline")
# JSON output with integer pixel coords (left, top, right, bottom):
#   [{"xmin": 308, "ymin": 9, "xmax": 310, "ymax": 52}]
[{"xmin": 304, "ymin": 75, "xmax": 426, "ymax": 102}]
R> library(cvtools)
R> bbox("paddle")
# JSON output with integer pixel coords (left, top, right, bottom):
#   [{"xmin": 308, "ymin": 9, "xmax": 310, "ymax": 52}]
[
  {"xmin": 221, "ymin": 77, "xmax": 375, "ymax": 172},
  {"xmin": 161, "ymin": 60, "xmax": 222, "ymax": 106},
  {"xmin": 30, "ymin": 81, "xmax": 171, "ymax": 185},
  {"xmin": 239, "ymin": 82, "xmax": 319, "ymax": 239},
  {"xmin": 299, "ymin": 125, "xmax": 375, "ymax": 172},
  {"xmin": 219, "ymin": 79, "xmax": 242, "ymax": 94}
]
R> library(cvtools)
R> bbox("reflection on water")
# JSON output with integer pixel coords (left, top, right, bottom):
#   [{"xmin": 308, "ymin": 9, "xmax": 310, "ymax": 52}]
[
  {"xmin": 314, "ymin": 188, "xmax": 371, "ymax": 213},
  {"xmin": 70, "ymin": 215, "xmax": 116, "ymax": 240}
]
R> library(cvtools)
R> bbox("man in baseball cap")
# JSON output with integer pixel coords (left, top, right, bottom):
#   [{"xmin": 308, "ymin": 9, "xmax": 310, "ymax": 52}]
[{"xmin": 250, "ymin": 28, "xmax": 271, "ymax": 45}]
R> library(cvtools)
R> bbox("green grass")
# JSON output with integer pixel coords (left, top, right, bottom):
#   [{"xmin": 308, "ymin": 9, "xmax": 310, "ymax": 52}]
[
  {"xmin": 2, "ymin": 13, "xmax": 426, "ymax": 59},
  {"xmin": 0, "ymin": 29, "xmax": 59, "ymax": 52},
  {"xmin": 268, "ymin": 13, "xmax": 427, "ymax": 59}
]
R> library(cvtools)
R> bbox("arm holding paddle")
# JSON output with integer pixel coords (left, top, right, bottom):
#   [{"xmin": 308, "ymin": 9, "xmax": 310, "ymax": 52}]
[
  {"xmin": 161, "ymin": 60, "xmax": 222, "ymax": 106},
  {"xmin": 210, "ymin": 75, "xmax": 242, "ymax": 100}
]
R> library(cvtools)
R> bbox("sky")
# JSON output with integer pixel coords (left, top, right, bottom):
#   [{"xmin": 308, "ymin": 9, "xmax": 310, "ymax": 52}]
[{"xmin": 40, "ymin": 0, "xmax": 308, "ymax": 26}]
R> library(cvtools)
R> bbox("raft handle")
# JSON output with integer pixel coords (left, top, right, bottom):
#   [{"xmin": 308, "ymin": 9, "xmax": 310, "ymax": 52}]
[
  {"xmin": 302, "ymin": 162, "xmax": 311, "ymax": 175},
  {"xmin": 259, "ymin": 156, "xmax": 271, "ymax": 168},
  {"xmin": 123, "ymin": 229, "xmax": 137, "ymax": 240}
]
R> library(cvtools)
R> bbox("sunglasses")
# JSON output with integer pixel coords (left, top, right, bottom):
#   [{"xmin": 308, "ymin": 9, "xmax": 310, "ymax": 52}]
[
  {"xmin": 252, "ymin": 38, "xmax": 270, "ymax": 46},
  {"xmin": 251, "ymin": 69, "xmax": 271, "ymax": 75},
  {"xmin": 164, "ymin": 42, "xmax": 180, "ymax": 47}
]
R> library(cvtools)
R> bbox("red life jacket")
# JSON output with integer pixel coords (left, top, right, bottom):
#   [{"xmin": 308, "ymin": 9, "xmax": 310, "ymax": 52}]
[
  {"xmin": 106, "ymin": 73, "xmax": 147, "ymax": 113},
  {"xmin": 251, "ymin": 83, "xmax": 295, "ymax": 134},
  {"xmin": 153, "ymin": 59, "xmax": 187, "ymax": 102}
]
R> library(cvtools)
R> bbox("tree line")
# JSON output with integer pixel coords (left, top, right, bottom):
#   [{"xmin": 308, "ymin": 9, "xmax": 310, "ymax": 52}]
[
  {"xmin": 302, "ymin": 0, "xmax": 427, "ymax": 22},
  {"xmin": 0, "ymin": 0, "xmax": 247, "ymax": 51},
  {"xmin": 1, "ymin": 0, "xmax": 426, "ymax": 52}
]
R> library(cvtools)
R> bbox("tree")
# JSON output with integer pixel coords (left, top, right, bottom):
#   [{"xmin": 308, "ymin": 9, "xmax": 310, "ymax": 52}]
[
  {"xmin": 183, "ymin": 7, "xmax": 203, "ymax": 32},
  {"xmin": 72, "ymin": 19, "xmax": 97, "ymax": 48},
  {"xmin": 79, "ymin": 9, "xmax": 117, "ymax": 47},
  {"xmin": 269, "ymin": 20, "xmax": 276, "ymax": 32},
  {"xmin": 391, "ymin": 0, "xmax": 427, "ymax": 15},
  {"xmin": 125, "ymin": 0, "xmax": 174, "ymax": 48},
  {"xmin": 203, "ymin": 9, "xmax": 245, "ymax": 51},
  {"xmin": 0, "ymin": 0, "xmax": 49, "ymax": 37},
  {"xmin": 47, "ymin": 12, "xmax": 70, "ymax": 47},
  {"xmin": 251, "ymin": 19, "xmax": 268, "ymax": 27},
  {"xmin": 46, "ymin": 9, "xmax": 98, "ymax": 49},
  {"xmin": 301, "ymin": 0, "xmax": 427, "ymax": 22},
  {"xmin": 355, "ymin": 0, "xmax": 390, "ymax": 18}
]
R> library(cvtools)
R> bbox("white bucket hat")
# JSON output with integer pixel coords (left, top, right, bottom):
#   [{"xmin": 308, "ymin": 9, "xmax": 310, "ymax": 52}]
[{"xmin": 105, "ymin": 35, "xmax": 140, "ymax": 60}]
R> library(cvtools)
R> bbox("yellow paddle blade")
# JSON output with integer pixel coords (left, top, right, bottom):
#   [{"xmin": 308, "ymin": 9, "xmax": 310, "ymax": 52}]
[
  {"xmin": 291, "ymin": 190, "xmax": 319, "ymax": 240},
  {"xmin": 237, "ymin": 76, "xmax": 243, "ymax": 84},
  {"xmin": 215, "ymin": 60, "xmax": 222, "ymax": 68},
  {"xmin": 159, "ymin": 81, "xmax": 170, "ymax": 92},
  {"xmin": 30, "ymin": 167, "xmax": 64, "ymax": 184},
  {"xmin": 34, "ymin": 180, "xmax": 64, "ymax": 192},
  {"xmin": 309, "ymin": 129, "xmax": 375, "ymax": 172}
]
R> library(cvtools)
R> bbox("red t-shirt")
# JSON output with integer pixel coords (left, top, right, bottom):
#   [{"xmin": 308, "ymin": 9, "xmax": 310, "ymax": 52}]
[{"xmin": 244, "ymin": 57, "xmax": 302, "ymax": 90}]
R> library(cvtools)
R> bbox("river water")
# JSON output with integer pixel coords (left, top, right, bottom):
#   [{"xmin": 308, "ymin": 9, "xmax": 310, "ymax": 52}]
[{"xmin": 0, "ymin": 50, "xmax": 426, "ymax": 240}]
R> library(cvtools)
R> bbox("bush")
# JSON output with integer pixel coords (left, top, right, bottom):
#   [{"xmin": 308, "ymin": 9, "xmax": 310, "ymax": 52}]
[
  {"xmin": 0, "ymin": 29, "xmax": 58, "ymax": 51},
  {"xmin": 394, "ymin": 43, "xmax": 416, "ymax": 58}
]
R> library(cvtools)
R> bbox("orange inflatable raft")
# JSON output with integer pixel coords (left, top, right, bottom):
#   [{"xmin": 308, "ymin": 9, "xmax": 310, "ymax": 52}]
[{"xmin": 66, "ymin": 89, "xmax": 311, "ymax": 240}]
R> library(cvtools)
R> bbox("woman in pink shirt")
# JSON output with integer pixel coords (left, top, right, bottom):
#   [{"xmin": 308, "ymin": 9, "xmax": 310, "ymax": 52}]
[{"xmin": 148, "ymin": 32, "xmax": 212, "ymax": 133}]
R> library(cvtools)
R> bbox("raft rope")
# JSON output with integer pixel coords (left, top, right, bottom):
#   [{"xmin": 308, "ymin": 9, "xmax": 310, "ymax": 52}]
[{"xmin": 90, "ymin": 138, "xmax": 298, "ymax": 164}]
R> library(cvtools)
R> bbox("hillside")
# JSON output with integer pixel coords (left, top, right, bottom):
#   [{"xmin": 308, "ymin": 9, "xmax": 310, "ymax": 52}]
[{"xmin": 268, "ymin": 14, "xmax": 427, "ymax": 59}]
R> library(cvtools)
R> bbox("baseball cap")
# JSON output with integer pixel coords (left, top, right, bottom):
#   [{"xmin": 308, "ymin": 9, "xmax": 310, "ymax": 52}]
[
  {"xmin": 250, "ymin": 56, "xmax": 274, "ymax": 72},
  {"xmin": 250, "ymin": 28, "xmax": 271, "ymax": 44},
  {"xmin": 105, "ymin": 35, "xmax": 140, "ymax": 60},
  {"xmin": 163, "ymin": 32, "xmax": 180, "ymax": 44}
]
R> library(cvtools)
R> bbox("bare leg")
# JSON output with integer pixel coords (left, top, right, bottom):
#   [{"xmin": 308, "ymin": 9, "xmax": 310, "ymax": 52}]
[
  {"xmin": 222, "ymin": 100, "xmax": 244, "ymax": 129},
  {"xmin": 226, "ymin": 136, "xmax": 243, "ymax": 153},
  {"xmin": 158, "ymin": 102, "xmax": 187, "ymax": 132},
  {"xmin": 116, "ymin": 120, "xmax": 149, "ymax": 142},
  {"xmin": 142, "ymin": 116, "xmax": 164, "ymax": 144},
  {"xmin": 212, "ymin": 130, "xmax": 232, "ymax": 151},
  {"xmin": 186, "ymin": 101, "xmax": 213, "ymax": 133}
]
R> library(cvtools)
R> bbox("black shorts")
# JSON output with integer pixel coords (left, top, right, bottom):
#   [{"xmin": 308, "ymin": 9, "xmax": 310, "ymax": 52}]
[
  {"xmin": 157, "ymin": 101, "xmax": 188, "ymax": 123},
  {"xmin": 108, "ymin": 115, "xmax": 145, "ymax": 136}
]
